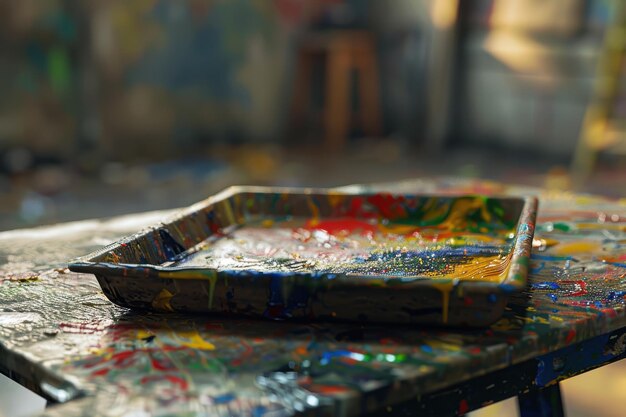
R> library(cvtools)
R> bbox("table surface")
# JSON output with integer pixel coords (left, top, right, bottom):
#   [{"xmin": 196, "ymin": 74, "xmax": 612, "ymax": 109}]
[{"xmin": 0, "ymin": 178, "xmax": 624, "ymax": 417}]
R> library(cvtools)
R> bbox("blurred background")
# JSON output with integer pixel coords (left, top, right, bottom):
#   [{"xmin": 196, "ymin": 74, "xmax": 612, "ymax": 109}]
[
  {"xmin": 0, "ymin": 0, "xmax": 625, "ymax": 416},
  {"xmin": 1, "ymin": 0, "xmax": 625, "ymax": 231}
]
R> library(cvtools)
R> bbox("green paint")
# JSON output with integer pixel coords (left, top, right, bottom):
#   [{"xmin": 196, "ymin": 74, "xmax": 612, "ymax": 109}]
[{"xmin": 552, "ymin": 223, "xmax": 571, "ymax": 232}]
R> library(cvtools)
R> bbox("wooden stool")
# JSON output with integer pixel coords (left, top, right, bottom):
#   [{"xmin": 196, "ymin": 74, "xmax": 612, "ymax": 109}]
[{"xmin": 291, "ymin": 30, "xmax": 382, "ymax": 152}]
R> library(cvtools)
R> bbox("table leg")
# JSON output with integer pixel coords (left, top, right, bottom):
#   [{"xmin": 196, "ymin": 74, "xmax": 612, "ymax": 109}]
[{"xmin": 518, "ymin": 384, "xmax": 565, "ymax": 417}]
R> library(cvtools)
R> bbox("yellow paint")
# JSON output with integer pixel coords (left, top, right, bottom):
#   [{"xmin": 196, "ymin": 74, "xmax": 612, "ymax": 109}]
[
  {"xmin": 431, "ymin": 281, "xmax": 455, "ymax": 323},
  {"xmin": 136, "ymin": 329, "xmax": 154, "ymax": 340},
  {"xmin": 107, "ymin": 252, "xmax": 121, "ymax": 263},
  {"xmin": 552, "ymin": 241, "xmax": 601, "ymax": 256},
  {"xmin": 377, "ymin": 223, "xmax": 420, "ymax": 235},
  {"xmin": 447, "ymin": 234, "xmax": 508, "ymax": 244},
  {"xmin": 439, "ymin": 255, "xmax": 511, "ymax": 283},
  {"xmin": 524, "ymin": 315, "xmax": 550, "ymax": 325},
  {"xmin": 135, "ymin": 328, "xmax": 214, "ymax": 350},
  {"xmin": 491, "ymin": 317, "xmax": 523, "ymax": 331},
  {"xmin": 176, "ymin": 330, "xmax": 216, "ymax": 350},
  {"xmin": 428, "ymin": 340, "xmax": 462, "ymax": 352},
  {"xmin": 433, "ymin": 198, "xmax": 495, "ymax": 231},
  {"xmin": 306, "ymin": 196, "xmax": 320, "ymax": 227},
  {"xmin": 420, "ymin": 199, "xmax": 448, "ymax": 223},
  {"xmin": 577, "ymin": 223, "xmax": 626, "ymax": 232},
  {"xmin": 206, "ymin": 271, "xmax": 218, "ymax": 309},
  {"xmin": 151, "ymin": 288, "xmax": 175, "ymax": 312},
  {"xmin": 159, "ymin": 271, "xmax": 217, "ymax": 280},
  {"xmin": 233, "ymin": 194, "xmax": 245, "ymax": 223},
  {"xmin": 222, "ymin": 200, "xmax": 236, "ymax": 226},
  {"xmin": 327, "ymin": 192, "xmax": 344, "ymax": 209}
]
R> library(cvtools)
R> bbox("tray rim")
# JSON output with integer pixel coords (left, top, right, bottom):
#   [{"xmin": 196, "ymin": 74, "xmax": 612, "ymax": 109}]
[{"xmin": 68, "ymin": 185, "xmax": 538, "ymax": 293}]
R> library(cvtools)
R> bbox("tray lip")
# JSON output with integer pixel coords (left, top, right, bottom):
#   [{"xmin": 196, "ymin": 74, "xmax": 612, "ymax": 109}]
[{"xmin": 68, "ymin": 185, "xmax": 538, "ymax": 293}]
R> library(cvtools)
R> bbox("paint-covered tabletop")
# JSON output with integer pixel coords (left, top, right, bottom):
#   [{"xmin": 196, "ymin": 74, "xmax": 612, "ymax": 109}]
[{"xmin": 0, "ymin": 178, "xmax": 624, "ymax": 417}]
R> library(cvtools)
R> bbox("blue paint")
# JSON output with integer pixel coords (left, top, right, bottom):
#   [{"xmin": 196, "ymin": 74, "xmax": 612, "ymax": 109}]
[
  {"xmin": 531, "ymin": 282, "xmax": 559, "ymax": 290},
  {"xmin": 320, "ymin": 350, "xmax": 356, "ymax": 365},
  {"xmin": 535, "ymin": 330, "xmax": 624, "ymax": 386},
  {"xmin": 213, "ymin": 393, "xmax": 235, "ymax": 404},
  {"xmin": 421, "ymin": 345, "xmax": 434, "ymax": 354},
  {"xmin": 251, "ymin": 406, "xmax": 267, "ymax": 417},
  {"xmin": 285, "ymin": 285, "xmax": 310, "ymax": 316},
  {"xmin": 531, "ymin": 254, "xmax": 574, "ymax": 262},
  {"xmin": 159, "ymin": 229, "xmax": 186, "ymax": 260},
  {"xmin": 499, "ymin": 283, "xmax": 520, "ymax": 293},
  {"xmin": 267, "ymin": 276, "xmax": 285, "ymax": 305},
  {"xmin": 607, "ymin": 290, "xmax": 626, "ymax": 301}
]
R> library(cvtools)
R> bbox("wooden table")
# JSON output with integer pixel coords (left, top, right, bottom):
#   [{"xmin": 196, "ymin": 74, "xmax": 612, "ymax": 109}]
[{"xmin": 0, "ymin": 178, "xmax": 624, "ymax": 417}]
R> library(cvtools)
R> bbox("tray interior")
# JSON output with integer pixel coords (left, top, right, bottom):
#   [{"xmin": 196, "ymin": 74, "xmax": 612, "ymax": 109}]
[{"xmin": 170, "ymin": 193, "xmax": 524, "ymax": 283}]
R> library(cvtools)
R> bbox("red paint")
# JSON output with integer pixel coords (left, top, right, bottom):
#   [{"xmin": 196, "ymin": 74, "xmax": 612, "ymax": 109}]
[
  {"xmin": 379, "ymin": 338, "xmax": 401, "ymax": 345},
  {"xmin": 150, "ymin": 357, "xmax": 173, "ymax": 371},
  {"xmin": 468, "ymin": 347, "xmax": 482, "ymax": 355},
  {"xmin": 111, "ymin": 350, "xmax": 136, "ymax": 367},
  {"xmin": 307, "ymin": 384, "xmax": 351, "ymax": 395},
  {"xmin": 343, "ymin": 197, "xmax": 364, "ymax": 217},
  {"xmin": 304, "ymin": 218, "xmax": 378, "ymax": 236},
  {"xmin": 459, "ymin": 399, "xmax": 470, "ymax": 414},
  {"xmin": 59, "ymin": 321, "xmax": 107, "ymax": 334},
  {"xmin": 230, "ymin": 340, "xmax": 254, "ymax": 366},
  {"xmin": 299, "ymin": 375, "xmax": 313, "ymax": 385},
  {"xmin": 367, "ymin": 193, "xmax": 407, "ymax": 219},
  {"xmin": 91, "ymin": 368, "xmax": 109, "ymax": 377},
  {"xmin": 564, "ymin": 329, "xmax": 576, "ymax": 344},
  {"xmin": 207, "ymin": 215, "xmax": 224, "ymax": 236},
  {"xmin": 560, "ymin": 280, "xmax": 587, "ymax": 297}
]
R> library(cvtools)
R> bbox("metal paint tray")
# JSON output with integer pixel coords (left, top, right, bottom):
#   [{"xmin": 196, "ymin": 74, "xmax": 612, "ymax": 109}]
[{"xmin": 69, "ymin": 186, "xmax": 537, "ymax": 326}]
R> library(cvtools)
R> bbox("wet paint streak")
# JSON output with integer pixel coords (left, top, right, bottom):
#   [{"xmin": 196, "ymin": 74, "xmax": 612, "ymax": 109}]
[{"xmin": 432, "ymin": 281, "xmax": 455, "ymax": 323}]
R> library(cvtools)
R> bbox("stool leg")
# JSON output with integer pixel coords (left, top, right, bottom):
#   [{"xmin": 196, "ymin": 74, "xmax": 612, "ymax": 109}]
[
  {"xmin": 355, "ymin": 48, "xmax": 382, "ymax": 138},
  {"xmin": 518, "ymin": 384, "xmax": 566, "ymax": 417},
  {"xmin": 325, "ymin": 49, "xmax": 351, "ymax": 152}
]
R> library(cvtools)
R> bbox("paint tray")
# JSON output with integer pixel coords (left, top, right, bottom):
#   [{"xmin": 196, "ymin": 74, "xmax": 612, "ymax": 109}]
[{"xmin": 69, "ymin": 186, "xmax": 537, "ymax": 327}]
